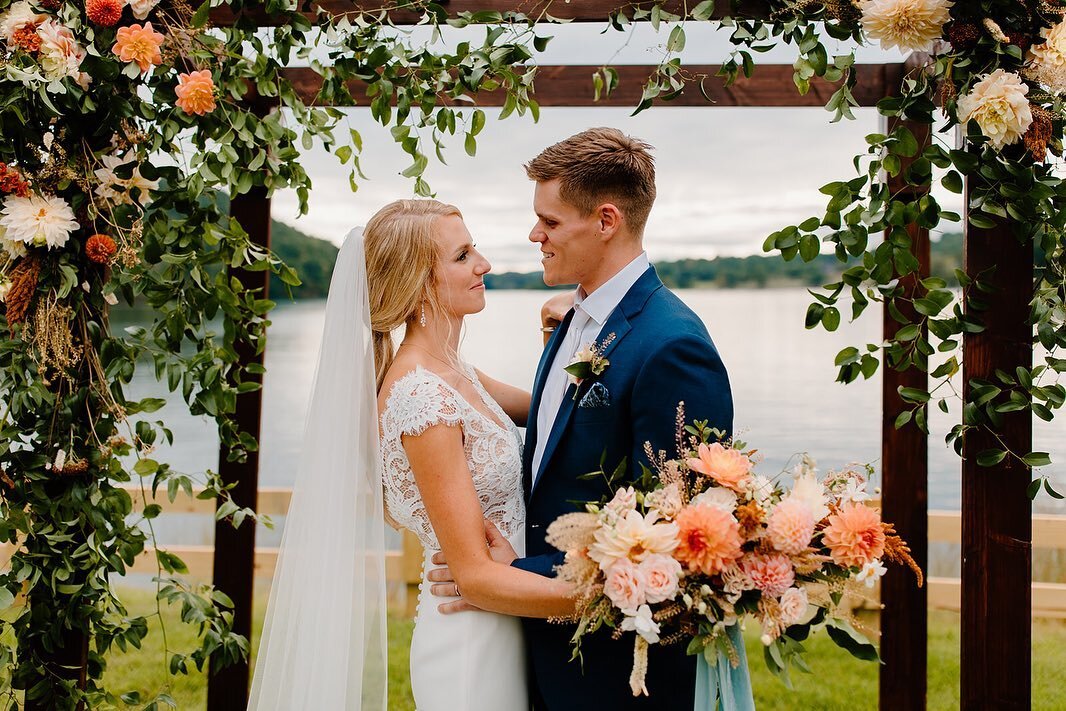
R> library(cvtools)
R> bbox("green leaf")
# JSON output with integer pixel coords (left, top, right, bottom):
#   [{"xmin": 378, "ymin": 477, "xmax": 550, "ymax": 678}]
[
  {"xmin": 1023, "ymin": 452, "xmax": 1052, "ymax": 468},
  {"xmin": 976, "ymin": 449, "xmax": 1007, "ymax": 467},
  {"xmin": 191, "ymin": 0, "xmax": 211, "ymax": 27},
  {"xmin": 826, "ymin": 620, "xmax": 880, "ymax": 662}
]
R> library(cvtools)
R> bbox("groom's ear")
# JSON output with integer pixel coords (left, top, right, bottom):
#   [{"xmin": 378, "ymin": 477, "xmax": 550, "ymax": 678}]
[{"xmin": 596, "ymin": 203, "xmax": 623, "ymax": 239}]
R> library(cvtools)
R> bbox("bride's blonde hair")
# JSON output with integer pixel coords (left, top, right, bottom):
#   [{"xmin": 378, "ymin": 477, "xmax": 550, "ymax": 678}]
[{"xmin": 364, "ymin": 199, "xmax": 462, "ymax": 391}]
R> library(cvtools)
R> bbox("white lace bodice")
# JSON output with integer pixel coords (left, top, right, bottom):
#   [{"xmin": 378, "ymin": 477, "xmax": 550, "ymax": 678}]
[{"xmin": 380, "ymin": 365, "xmax": 525, "ymax": 550}]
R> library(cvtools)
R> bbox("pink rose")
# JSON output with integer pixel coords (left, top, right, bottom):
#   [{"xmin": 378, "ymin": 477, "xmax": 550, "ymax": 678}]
[
  {"xmin": 604, "ymin": 558, "xmax": 647, "ymax": 613},
  {"xmin": 779, "ymin": 586, "xmax": 809, "ymax": 625},
  {"xmin": 639, "ymin": 554, "xmax": 682, "ymax": 604}
]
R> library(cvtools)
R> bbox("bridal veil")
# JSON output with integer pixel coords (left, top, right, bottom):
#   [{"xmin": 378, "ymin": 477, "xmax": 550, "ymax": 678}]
[{"xmin": 247, "ymin": 227, "xmax": 388, "ymax": 710}]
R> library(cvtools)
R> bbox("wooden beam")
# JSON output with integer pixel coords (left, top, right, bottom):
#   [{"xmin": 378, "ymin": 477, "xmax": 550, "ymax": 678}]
[
  {"xmin": 960, "ymin": 179, "xmax": 1033, "ymax": 710},
  {"xmin": 211, "ymin": 0, "xmax": 773, "ymax": 28},
  {"xmin": 879, "ymin": 86, "xmax": 931, "ymax": 710},
  {"xmin": 206, "ymin": 90, "xmax": 278, "ymax": 711},
  {"xmin": 280, "ymin": 63, "xmax": 899, "ymax": 108}
]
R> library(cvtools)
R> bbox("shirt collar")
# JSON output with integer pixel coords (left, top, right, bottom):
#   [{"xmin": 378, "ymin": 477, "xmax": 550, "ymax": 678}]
[{"xmin": 574, "ymin": 252, "xmax": 650, "ymax": 327}]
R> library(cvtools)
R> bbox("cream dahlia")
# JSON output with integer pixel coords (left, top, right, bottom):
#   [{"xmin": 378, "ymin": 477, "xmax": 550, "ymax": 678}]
[
  {"xmin": 0, "ymin": 193, "xmax": 79, "ymax": 249},
  {"xmin": 858, "ymin": 0, "xmax": 953, "ymax": 53},
  {"xmin": 1027, "ymin": 20, "xmax": 1066, "ymax": 94},
  {"xmin": 588, "ymin": 509, "xmax": 679, "ymax": 571},
  {"xmin": 957, "ymin": 70, "xmax": 1034, "ymax": 151}
]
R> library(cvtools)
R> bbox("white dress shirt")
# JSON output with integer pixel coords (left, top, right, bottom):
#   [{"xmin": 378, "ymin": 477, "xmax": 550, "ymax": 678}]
[{"xmin": 531, "ymin": 252, "xmax": 651, "ymax": 483}]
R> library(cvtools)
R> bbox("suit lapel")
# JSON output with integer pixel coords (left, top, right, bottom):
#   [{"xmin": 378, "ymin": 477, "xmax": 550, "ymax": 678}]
[
  {"xmin": 522, "ymin": 308, "xmax": 575, "ymax": 497},
  {"xmin": 529, "ymin": 267, "xmax": 664, "ymax": 501}
]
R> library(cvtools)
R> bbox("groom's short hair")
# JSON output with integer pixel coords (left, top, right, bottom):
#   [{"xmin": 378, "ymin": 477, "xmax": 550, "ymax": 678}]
[{"xmin": 525, "ymin": 127, "xmax": 656, "ymax": 235}]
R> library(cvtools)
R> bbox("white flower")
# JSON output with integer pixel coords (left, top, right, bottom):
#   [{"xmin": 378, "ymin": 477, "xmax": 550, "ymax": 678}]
[
  {"xmin": 94, "ymin": 154, "xmax": 159, "ymax": 207},
  {"xmin": 0, "ymin": 224, "xmax": 27, "ymax": 259},
  {"xmin": 856, "ymin": 559, "xmax": 888, "ymax": 588},
  {"xmin": 80, "ymin": 280, "xmax": 90, "ymax": 293},
  {"xmin": 1027, "ymin": 20, "xmax": 1066, "ymax": 94},
  {"xmin": 858, "ymin": 0, "xmax": 953, "ymax": 53},
  {"xmin": 0, "ymin": 193, "xmax": 79, "ymax": 250},
  {"xmin": 53, "ymin": 449, "xmax": 66, "ymax": 471},
  {"xmin": 743, "ymin": 473, "xmax": 774, "ymax": 507},
  {"xmin": 788, "ymin": 470, "xmax": 830, "ymax": 522},
  {"xmin": 0, "ymin": 278, "xmax": 11, "ymax": 302},
  {"xmin": 839, "ymin": 477, "xmax": 872, "ymax": 504},
  {"xmin": 0, "ymin": 1, "xmax": 44, "ymax": 46},
  {"xmin": 603, "ymin": 486, "xmax": 638, "ymax": 523},
  {"xmin": 957, "ymin": 70, "xmax": 1033, "ymax": 151},
  {"xmin": 37, "ymin": 20, "xmax": 86, "ymax": 82},
  {"xmin": 103, "ymin": 291, "xmax": 118, "ymax": 306},
  {"xmin": 620, "ymin": 604, "xmax": 660, "ymax": 644},
  {"xmin": 644, "ymin": 482, "xmax": 683, "ymax": 519},
  {"xmin": 691, "ymin": 486, "xmax": 738, "ymax": 513},
  {"xmin": 128, "ymin": 0, "xmax": 160, "ymax": 20}
]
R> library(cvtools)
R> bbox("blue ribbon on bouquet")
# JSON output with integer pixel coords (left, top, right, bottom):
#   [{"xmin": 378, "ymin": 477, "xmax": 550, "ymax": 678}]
[{"xmin": 694, "ymin": 624, "xmax": 755, "ymax": 711}]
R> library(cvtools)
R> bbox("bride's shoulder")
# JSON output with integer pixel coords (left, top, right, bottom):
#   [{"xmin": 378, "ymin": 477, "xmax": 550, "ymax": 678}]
[{"xmin": 379, "ymin": 358, "xmax": 454, "ymax": 408}]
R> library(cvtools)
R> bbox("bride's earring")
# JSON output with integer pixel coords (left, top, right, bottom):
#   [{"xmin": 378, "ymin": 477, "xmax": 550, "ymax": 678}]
[{"xmin": 419, "ymin": 301, "xmax": 427, "ymax": 327}]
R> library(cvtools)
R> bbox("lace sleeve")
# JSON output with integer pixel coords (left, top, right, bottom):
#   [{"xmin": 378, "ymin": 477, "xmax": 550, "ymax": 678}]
[{"xmin": 384, "ymin": 369, "xmax": 465, "ymax": 439}]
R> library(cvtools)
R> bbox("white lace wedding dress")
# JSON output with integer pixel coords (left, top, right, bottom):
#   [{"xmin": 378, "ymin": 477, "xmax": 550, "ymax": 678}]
[{"xmin": 380, "ymin": 364, "xmax": 528, "ymax": 711}]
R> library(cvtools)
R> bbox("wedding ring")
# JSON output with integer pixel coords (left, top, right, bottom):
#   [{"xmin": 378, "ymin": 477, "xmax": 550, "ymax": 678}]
[{"xmin": 454, "ymin": 583, "xmax": 461, "ymax": 597}]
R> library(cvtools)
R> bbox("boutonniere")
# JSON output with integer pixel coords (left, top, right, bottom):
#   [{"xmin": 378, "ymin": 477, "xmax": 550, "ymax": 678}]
[{"xmin": 563, "ymin": 332, "xmax": 616, "ymax": 399}]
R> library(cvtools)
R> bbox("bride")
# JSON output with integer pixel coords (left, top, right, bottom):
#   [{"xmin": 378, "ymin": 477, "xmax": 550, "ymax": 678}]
[{"xmin": 247, "ymin": 199, "xmax": 573, "ymax": 710}]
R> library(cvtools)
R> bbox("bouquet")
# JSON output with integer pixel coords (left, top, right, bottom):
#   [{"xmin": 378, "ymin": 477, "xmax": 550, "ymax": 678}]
[{"xmin": 546, "ymin": 405, "xmax": 923, "ymax": 696}]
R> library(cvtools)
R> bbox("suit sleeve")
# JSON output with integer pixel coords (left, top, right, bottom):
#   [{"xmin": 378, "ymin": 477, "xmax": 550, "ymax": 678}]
[
  {"xmin": 510, "ymin": 551, "xmax": 565, "ymax": 577},
  {"xmin": 630, "ymin": 333, "xmax": 733, "ymax": 474}
]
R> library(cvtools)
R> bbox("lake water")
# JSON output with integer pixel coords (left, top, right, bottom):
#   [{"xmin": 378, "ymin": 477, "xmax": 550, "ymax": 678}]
[{"xmin": 114, "ymin": 288, "xmax": 1066, "ymax": 563}]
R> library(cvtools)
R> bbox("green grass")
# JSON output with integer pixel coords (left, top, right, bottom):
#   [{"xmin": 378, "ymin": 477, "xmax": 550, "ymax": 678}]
[{"xmin": 104, "ymin": 588, "xmax": 1066, "ymax": 710}]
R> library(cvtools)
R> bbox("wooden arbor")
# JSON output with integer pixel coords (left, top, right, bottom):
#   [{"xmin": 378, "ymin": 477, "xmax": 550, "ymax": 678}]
[{"xmin": 206, "ymin": 3, "xmax": 1032, "ymax": 710}]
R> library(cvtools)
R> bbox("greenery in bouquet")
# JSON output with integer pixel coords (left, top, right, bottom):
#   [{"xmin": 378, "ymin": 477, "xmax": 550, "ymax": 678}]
[{"xmin": 546, "ymin": 406, "xmax": 923, "ymax": 696}]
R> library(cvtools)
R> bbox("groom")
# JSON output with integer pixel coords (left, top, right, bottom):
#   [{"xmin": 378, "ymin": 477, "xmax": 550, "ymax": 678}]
[{"xmin": 436, "ymin": 128, "xmax": 743, "ymax": 709}]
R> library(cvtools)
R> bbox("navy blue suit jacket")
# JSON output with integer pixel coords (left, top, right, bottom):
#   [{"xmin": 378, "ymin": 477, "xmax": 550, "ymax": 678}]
[{"xmin": 513, "ymin": 266, "xmax": 733, "ymax": 710}]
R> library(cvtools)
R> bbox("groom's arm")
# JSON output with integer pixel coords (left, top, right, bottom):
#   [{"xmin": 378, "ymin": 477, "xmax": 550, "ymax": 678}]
[
  {"xmin": 510, "ymin": 551, "xmax": 564, "ymax": 578},
  {"xmin": 630, "ymin": 333, "xmax": 733, "ymax": 470}
]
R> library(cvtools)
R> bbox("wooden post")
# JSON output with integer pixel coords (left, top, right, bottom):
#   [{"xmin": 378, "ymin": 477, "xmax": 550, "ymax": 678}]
[
  {"xmin": 960, "ymin": 178, "xmax": 1032, "ymax": 709},
  {"xmin": 207, "ymin": 93, "xmax": 276, "ymax": 711},
  {"xmin": 879, "ymin": 102, "xmax": 931, "ymax": 709}
]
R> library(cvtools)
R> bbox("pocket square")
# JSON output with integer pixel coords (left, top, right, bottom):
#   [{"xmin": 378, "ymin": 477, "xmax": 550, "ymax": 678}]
[{"xmin": 579, "ymin": 381, "xmax": 611, "ymax": 409}]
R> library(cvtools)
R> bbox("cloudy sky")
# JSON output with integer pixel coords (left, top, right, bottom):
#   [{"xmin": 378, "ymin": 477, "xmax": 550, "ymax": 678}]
[{"xmin": 270, "ymin": 21, "xmax": 960, "ymax": 272}]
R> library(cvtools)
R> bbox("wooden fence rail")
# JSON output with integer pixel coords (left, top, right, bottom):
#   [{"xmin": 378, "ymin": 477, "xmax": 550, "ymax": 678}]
[{"xmin": 3, "ymin": 486, "xmax": 1065, "ymax": 618}]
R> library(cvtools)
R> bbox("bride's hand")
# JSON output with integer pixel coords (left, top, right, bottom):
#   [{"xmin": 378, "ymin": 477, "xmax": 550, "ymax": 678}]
[
  {"xmin": 428, "ymin": 519, "xmax": 517, "ymax": 614},
  {"xmin": 540, "ymin": 290, "xmax": 574, "ymax": 330}
]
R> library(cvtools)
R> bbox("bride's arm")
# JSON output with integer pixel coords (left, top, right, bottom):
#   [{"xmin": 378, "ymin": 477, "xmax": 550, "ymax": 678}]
[
  {"xmin": 404, "ymin": 423, "xmax": 574, "ymax": 618},
  {"xmin": 473, "ymin": 370, "xmax": 530, "ymax": 426}
]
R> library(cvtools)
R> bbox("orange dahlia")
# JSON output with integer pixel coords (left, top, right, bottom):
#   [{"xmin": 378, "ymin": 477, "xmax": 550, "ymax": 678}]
[
  {"xmin": 85, "ymin": 234, "xmax": 117, "ymax": 264},
  {"xmin": 673, "ymin": 504, "xmax": 743, "ymax": 576},
  {"xmin": 822, "ymin": 502, "xmax": 886, "ymax": 569},
  {"xmin": 86, "ymin": 0, "xmax": 123, "ymax": 26},
  {"xmin": 112, "ymin": 22, "xmax": 164, "ymax": 73},
  {"xmin": 0, "ymin": 164, "xmax": 31, "ymax": 198},
  {"xmin": 174, "ymin": 70, "xmax": 216, "ymax": 115},
  {"xmin": 11, "ymin": 24, "xmax": 41, "ymax": 52}
]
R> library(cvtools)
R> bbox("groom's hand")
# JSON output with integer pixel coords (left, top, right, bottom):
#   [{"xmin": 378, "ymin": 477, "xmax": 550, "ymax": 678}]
[{"xmin": 428, "ymin": 519, "xmax": 517, "ymax": 614}]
